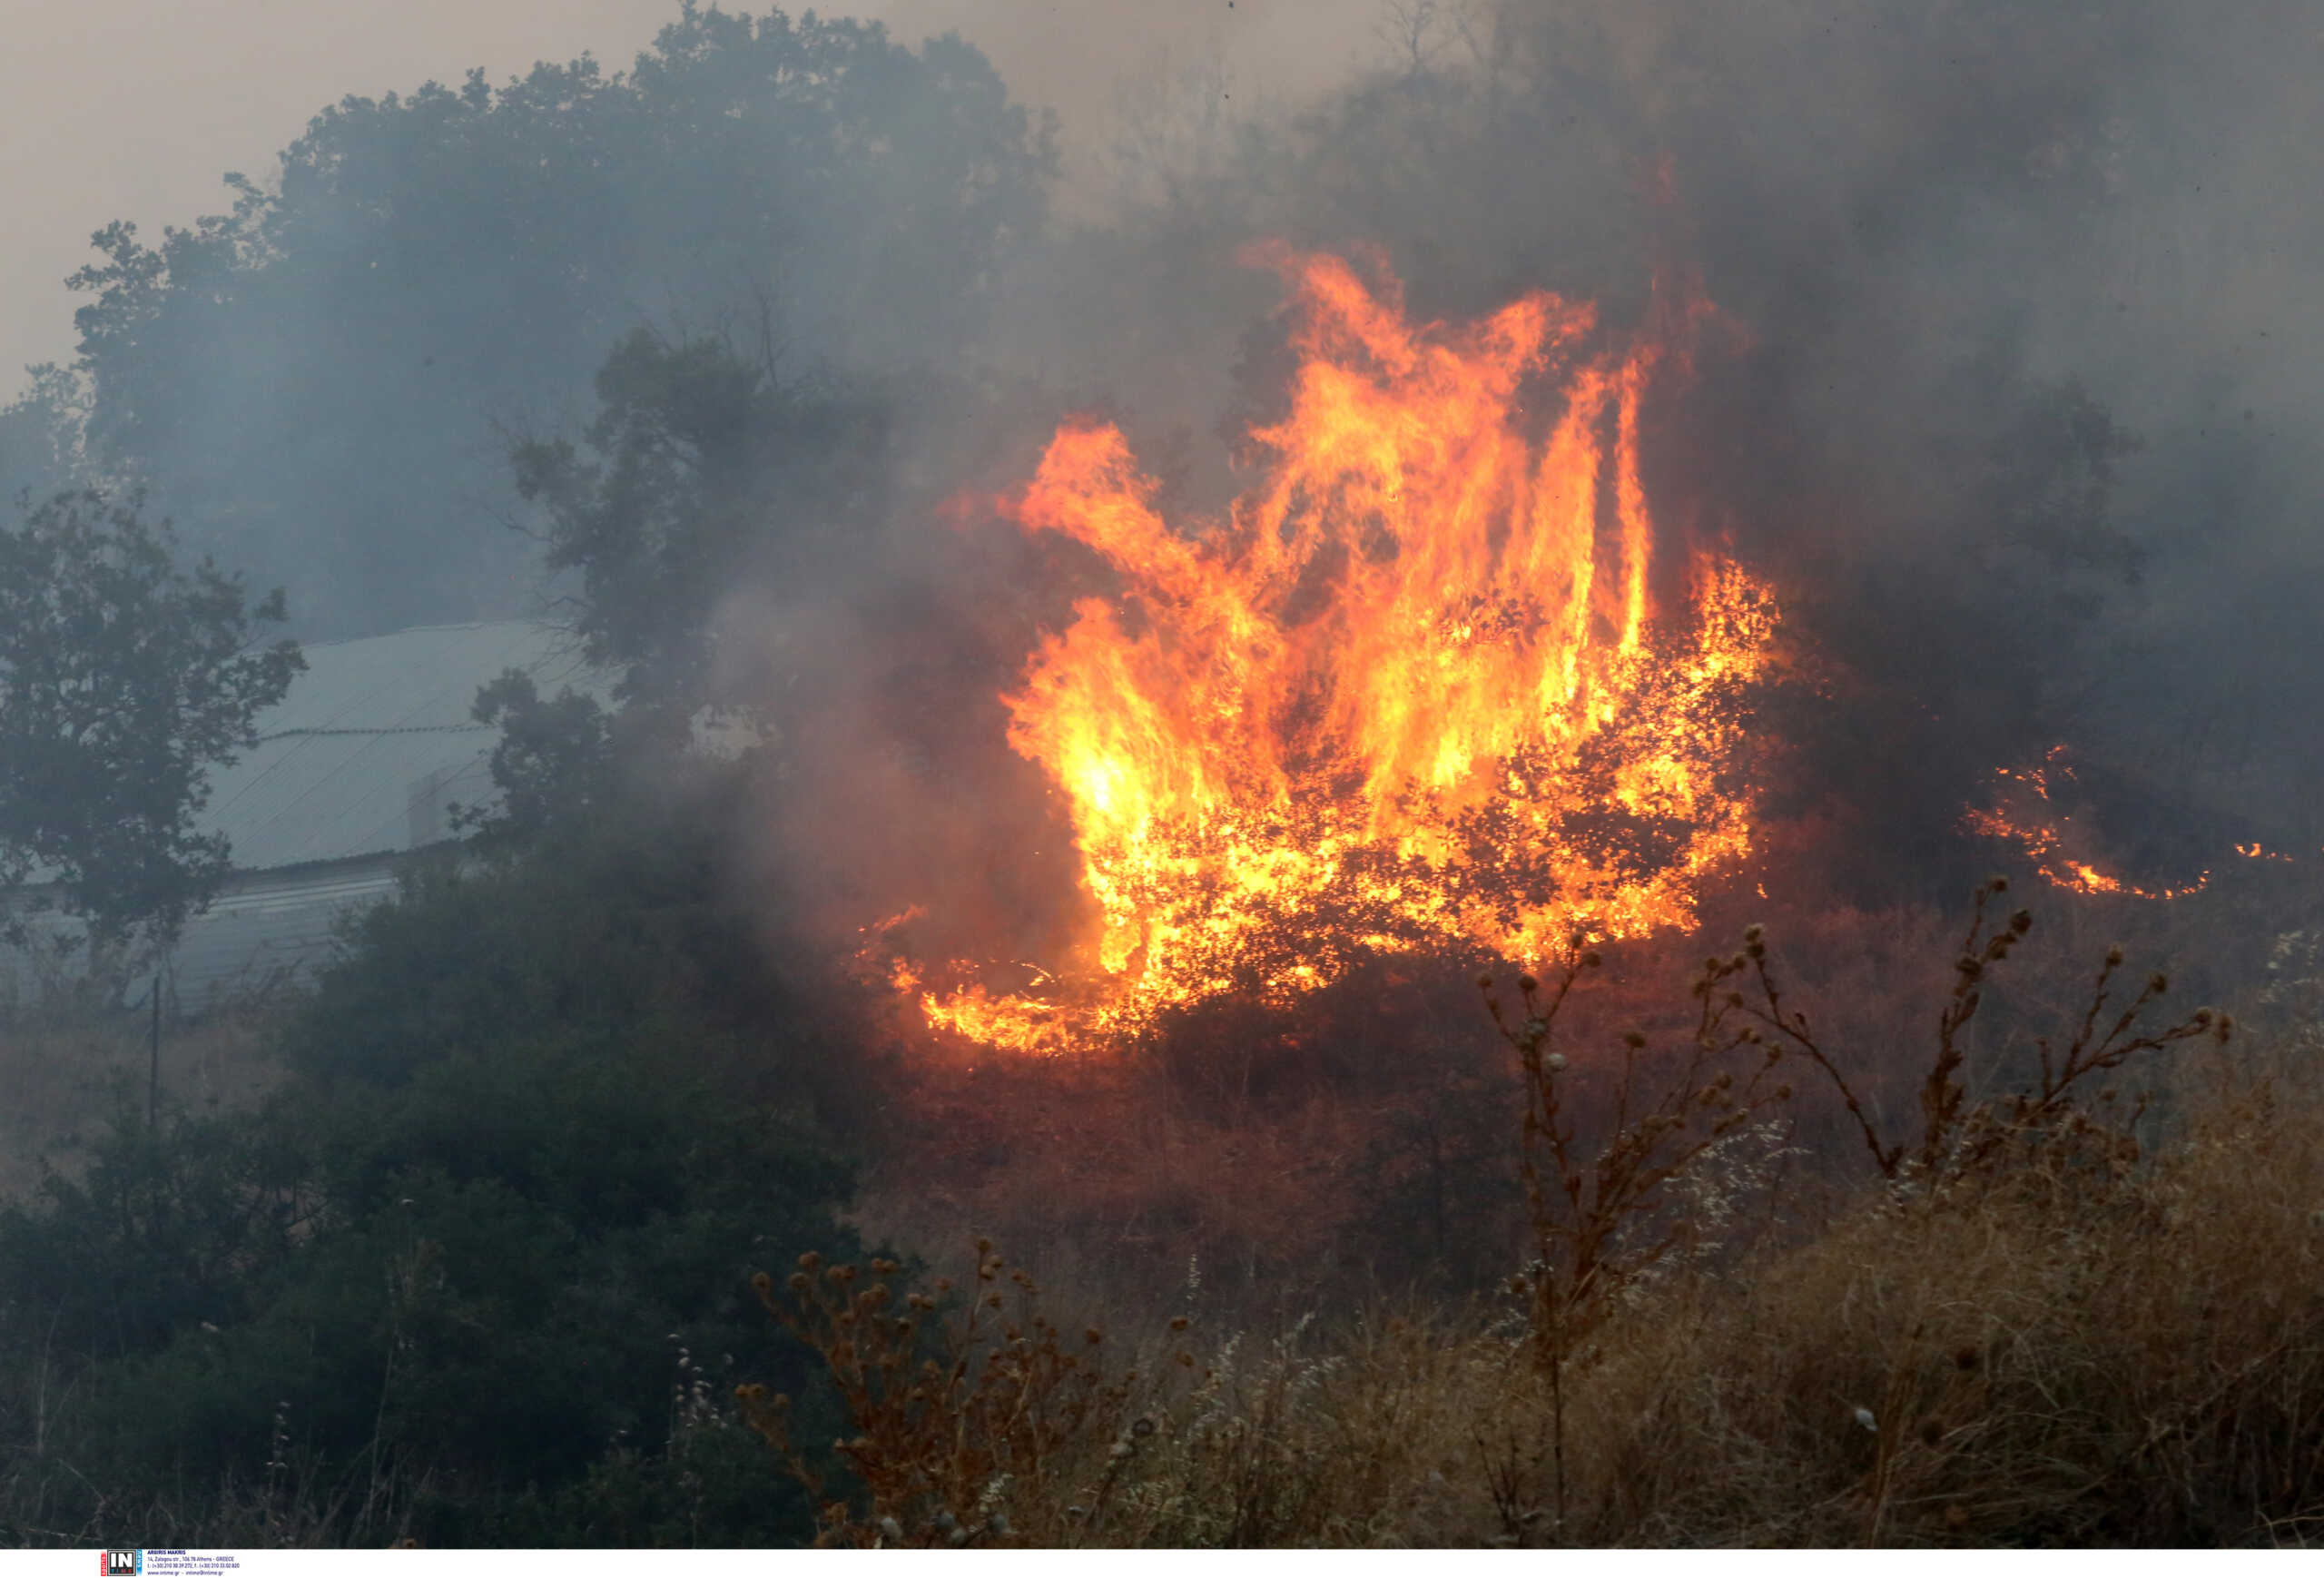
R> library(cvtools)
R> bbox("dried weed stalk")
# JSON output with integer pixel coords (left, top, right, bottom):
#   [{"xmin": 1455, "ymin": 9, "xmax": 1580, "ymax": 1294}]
[
  {"xmin": 1728, "ymin": 878, "xmax": 2229, "ymax": 1187},
  {"xmin": 747, "ymin": 884, "xmax": 2249, "ymax": 1547},
  {"xmin": 738, "ymin": 1242, "xmax": 1135, "ymax": 1547},
  {"xmin": 1476, "ymin": 881, "xmax": 2228, "ymax": 1537},
  {"xmin": 1481, "ymin": 927, "xmax": 1792, "ymax": 1524}
]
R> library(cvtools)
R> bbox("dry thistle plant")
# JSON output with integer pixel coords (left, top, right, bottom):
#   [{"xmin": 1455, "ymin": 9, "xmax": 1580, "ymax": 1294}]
[
  {"xmin": 1475, "ymin": 882, "xmax": 2230, "ymax": 1538},
  {"xmin": 1479, "ymin": 928, "xmax": 1794, "ymax": 1525},
  {"xmin": 1723, "ymin": 877, "xmax": 2230, "ymax": 1189},
  {"xmin": 1716, "ymin": 882, "xmax": 2233, "ymax": 1544},
  {"xmin": 737, "ymin": 1241, "xmax": 1137, "ymax": 1547},
  {"xmin": 733, "ymin": 886, "xmax": 2243, "ymax": 1549}
]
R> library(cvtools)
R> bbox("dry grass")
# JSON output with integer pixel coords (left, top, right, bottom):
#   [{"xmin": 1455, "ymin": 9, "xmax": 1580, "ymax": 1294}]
[
  {"xmin": 851, "ymin": 1054, "xmax": 1406, "ymax": 1311},
  {"xmin": 777, "ymin": 887, "xmax": 2324, "ymax": 1546},
  {"xmin": 809, "ymin": 1077, "xmax": 2324, "ymax": 1545},
  {"xmin": 0, "ymin": 997, "xmax": 285, "ymax": 1199}
]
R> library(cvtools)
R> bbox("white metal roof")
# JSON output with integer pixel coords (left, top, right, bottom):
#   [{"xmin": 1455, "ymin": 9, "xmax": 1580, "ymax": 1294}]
[
  {"xmin": 199, "ymin": 621, "xmax": 602, "ymax": 872},
  {"xmin": 5, "ymin": 621, "xmax": 609, "ymax": 1014},
  {"xmin": 164, "ymin": 861, "xmax": 404, "ymax": 1011}
]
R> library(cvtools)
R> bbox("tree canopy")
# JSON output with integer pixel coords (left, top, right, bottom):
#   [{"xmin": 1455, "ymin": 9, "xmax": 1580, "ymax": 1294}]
[
  {"xmin": 0, "ymin": 489, "xmax": 301, "ymax": 956},
  {"xmin": 509, "ymin": 328, "xmax": 891, "ymax": 711}
]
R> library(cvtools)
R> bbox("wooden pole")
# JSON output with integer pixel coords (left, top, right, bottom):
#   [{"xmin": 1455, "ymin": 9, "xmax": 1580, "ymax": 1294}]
[{"xmin": 147, "ymin": 968, "xmax": 162, "ymax": 1130}]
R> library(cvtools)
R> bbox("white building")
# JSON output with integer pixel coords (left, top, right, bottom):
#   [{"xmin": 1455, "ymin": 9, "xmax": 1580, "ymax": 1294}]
[{"xmin": 5, "ymin": 621, "xmax": 603, "ymax": 1014}]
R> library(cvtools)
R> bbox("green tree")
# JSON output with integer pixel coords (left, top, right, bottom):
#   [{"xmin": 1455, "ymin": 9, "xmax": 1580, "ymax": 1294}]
[
  {"xmin": 0, "ymin": 488, "xmax": 301, "ymax": 959},
  {"xmin": 465, "ymin": 669, "xmax": 619, "ymax": 842},
  {"xmin": 0, "ymin": 1024, "xmax": 859, "ymax": 1543},
  {"xmin": 0, "ymin": 363, "xmax": 94, "ymax": 507},
  {"xmin": 510, "ymin": 329, "xmax": 891, "ymax": 711}
]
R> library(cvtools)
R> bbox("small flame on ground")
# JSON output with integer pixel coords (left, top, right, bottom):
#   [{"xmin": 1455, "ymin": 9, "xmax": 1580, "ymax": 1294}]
[{"xmin": 1966, "ymin": 746, "xmax": 2211, "ymax": 900}]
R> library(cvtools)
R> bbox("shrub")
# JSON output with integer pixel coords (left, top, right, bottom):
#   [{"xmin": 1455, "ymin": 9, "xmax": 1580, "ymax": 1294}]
[{"xmin": 1, "ymin": 979, "xmax": 863, "ymax": 1545}]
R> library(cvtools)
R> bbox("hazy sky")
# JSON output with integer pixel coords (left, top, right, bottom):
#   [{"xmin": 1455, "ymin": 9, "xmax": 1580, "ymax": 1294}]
[{"xmin": 1, "ymin": 0, "xmax": 1374, "ymax": 391}]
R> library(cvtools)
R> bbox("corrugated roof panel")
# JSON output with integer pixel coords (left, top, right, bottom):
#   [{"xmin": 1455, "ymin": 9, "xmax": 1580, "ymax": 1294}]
[
  {"xmin": 205, "ymin": 732, "xmax": 480, "ymax": 870},
  {"xmin": 259, "ymin": 622, "xmax": 596, "ymax": 735},
  {"xmin": 167, "ymin": 861, "xmax": 401, "ymax": 1011},
  {"xmin": 198, "ymin": 621, "xmax": 607, "ymax": 872}
]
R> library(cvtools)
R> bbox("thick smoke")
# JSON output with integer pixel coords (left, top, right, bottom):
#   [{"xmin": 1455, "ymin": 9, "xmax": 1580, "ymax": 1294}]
[{"xmin": 731, "ymin": 0, "xmax": 2324, "ymax": 930}]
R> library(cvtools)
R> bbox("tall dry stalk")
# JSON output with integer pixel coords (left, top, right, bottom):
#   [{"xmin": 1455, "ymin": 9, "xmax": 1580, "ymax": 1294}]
[
  {"xmin": 1478, "ymin": 882, "xmax": 2228, "ymax": 1539},
  {"xmin": 1481, "ymin": 930, "xmax": 1791, "ymax": 1525},
  {"xmin": 739, "ymin": 1243, "xmax": 1138, "ymax": 1546}
]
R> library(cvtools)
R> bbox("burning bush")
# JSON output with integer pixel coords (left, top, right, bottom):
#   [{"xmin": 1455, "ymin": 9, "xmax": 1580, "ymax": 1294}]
[{"xmin": 873, "ymin": 248, "xmax": 1777, "ymax": 1060}]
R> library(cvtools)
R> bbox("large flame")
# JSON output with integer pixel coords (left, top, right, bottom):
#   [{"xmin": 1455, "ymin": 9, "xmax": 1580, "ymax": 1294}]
[{"xmin": 910, "ymin": 249, "xmax": 1777, "ymax": 1054}]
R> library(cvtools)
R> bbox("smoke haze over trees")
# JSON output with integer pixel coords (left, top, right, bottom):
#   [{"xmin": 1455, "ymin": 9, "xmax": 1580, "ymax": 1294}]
[
  {"xmin": 965, "ymin": 0, "xmax": 2324, "ymax": 891},
  {"xmin": 20, "ymin": 5, "xmax": 1049, "ymax": 637},
  {"xmin": 4, "ymin": 0, "xmax": 2324, "ymax": 1546}
]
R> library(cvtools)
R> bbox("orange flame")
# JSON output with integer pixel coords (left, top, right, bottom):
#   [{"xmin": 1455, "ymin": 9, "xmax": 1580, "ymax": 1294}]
[
  {"xmin": 910, "ymin": 250, "xmax": 1777, "ymax": 1053},
  {"xmin": 1965, "ymin": 747, "xmax": 2211, "ymax": 900}
]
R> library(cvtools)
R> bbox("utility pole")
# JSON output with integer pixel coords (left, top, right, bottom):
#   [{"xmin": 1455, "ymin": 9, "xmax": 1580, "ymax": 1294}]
[{"xmin": 147, "ymin": 965, "xmax": 163, "ymax": 1130}]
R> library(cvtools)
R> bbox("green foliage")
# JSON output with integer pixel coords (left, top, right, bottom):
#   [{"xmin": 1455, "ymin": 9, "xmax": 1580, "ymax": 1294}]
[
  {"xmin": 510, "ymin": 329, "xmax": 891, "ymax": 709},
  {"xmin": 0, "ymin": 365, "xmax": 92, "ymax": 506},
  {"xmin": 465, "ymin": 670, "xmax": 618, "ymax": 842},
  {"xmin": 0, "ymin": 488, "xmax": 301, "ymax": 953},
  {"xmin": 0, "ymin": 682, "xmax": 879, "ymax": 1543},
  {"xmin": 0, "ymin": 1094, "xmax": 316, "ymax": 1360},
  {"xmin": 0, "ymin": 996, "xmax": 859, "ymax": 1543},
  {"xmin": 9, "ymin": 1040, "xmax": 852, "ymax": 1524},
  {"xmin": 280, "ymin": 754, "xmax": 864, "ymax": 1130}
]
